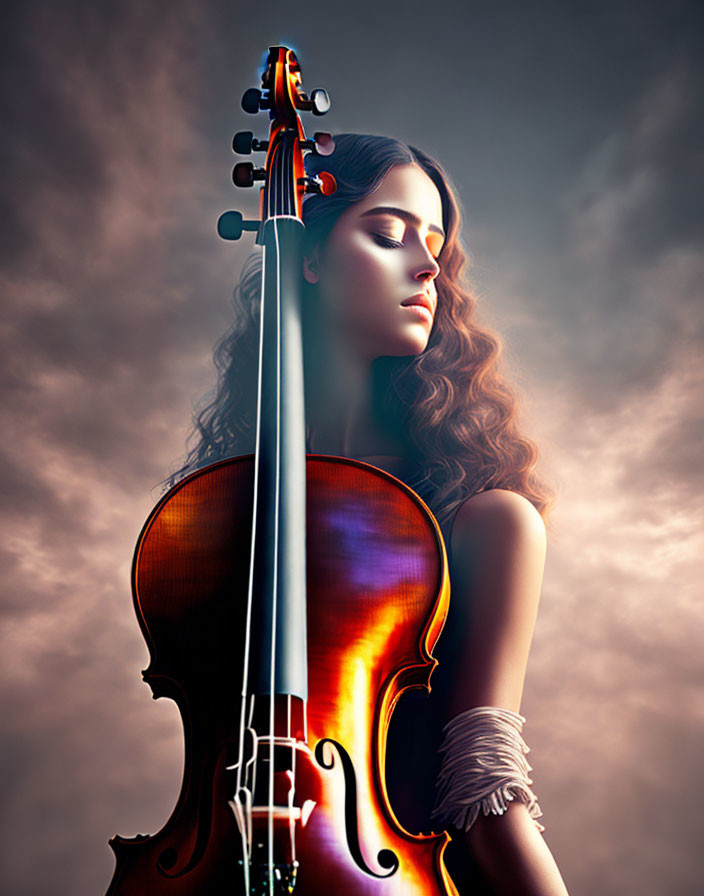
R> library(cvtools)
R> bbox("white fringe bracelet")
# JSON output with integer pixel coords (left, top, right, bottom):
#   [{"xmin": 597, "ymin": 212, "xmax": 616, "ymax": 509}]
[{"xmin": 431, "ymin": 706, "xmax": 545, "ymax": 833}]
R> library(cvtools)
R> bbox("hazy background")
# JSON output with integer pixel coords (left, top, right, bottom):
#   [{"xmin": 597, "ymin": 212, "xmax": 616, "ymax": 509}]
[{"xmin": 1, "ymin": 1, "xmax": 702, "ymax": 893}]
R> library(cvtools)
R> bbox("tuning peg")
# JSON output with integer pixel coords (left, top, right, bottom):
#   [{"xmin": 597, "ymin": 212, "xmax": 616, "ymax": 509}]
[
  {"xmin": 233, "ymin": 163, "xmax": 266, "ymax": 188},
  {"xmin": 232, "ymin": 131, "xmax": 268, "ymax": 155},
  {"xmin": 241, "ymin": 88, "xmax": 262, "ymax": 114},
  {"xmin": 310, "ymin": 89, "xmax": 331, "ymax": 116},
  {"xmin": 300, "ymin": 172, "xmax": 337, "ymax": 196},
  {"xmin": 301, "ymin": 132, "xmax": 335, "ymax": 157},
  {"xmin": 298, "ymin": 88, "xmax": 331, "ymax": 116},
  {"xmin": 313, "ymin": 132, "xmax": 334, "ymax": 155},
  {"xmin": 217, "ymin": 211, "xmax": 260, "ymax": 241},
  {"xmin": 233, "ymin": 131, "xmax": 254, "ymax": 154}
]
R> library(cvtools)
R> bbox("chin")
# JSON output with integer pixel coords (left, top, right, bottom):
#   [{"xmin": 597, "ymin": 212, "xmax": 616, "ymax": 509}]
[
  {"xmin": 397, "ymin": 330, "xmax": 431, "ymax": 356},
  {"xmin": 377, "ymin": 342, "xmax": 429, "ymax": 360},
  {"xmin": 366, "ymin": 326, "xmax": 431, "ymax": 361}
]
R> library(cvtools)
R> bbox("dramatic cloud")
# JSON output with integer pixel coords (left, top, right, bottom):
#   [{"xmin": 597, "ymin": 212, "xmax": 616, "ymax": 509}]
[{"xmin": 495, "ymin": 65, "xmax": 704, "ymax": 896}]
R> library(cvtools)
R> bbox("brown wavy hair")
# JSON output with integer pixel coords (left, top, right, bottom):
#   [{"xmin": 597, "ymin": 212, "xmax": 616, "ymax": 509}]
[{"xmin": 168, "ymin": 135, "xmax": 552, "ymax": 527}]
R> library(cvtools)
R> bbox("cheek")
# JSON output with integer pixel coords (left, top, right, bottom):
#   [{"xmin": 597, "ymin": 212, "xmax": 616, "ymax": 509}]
[{"xmin": 321, "ymin": 238, "xmax": 396, "ymax": 313}]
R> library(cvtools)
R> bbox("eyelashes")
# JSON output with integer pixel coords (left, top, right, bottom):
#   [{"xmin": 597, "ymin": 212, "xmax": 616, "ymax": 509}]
[
  {"xmin": 372, "ymin": 232, "xmax": 442, "ymax": 261},
  {"xmin": 372, "ymin": 233, "xmax": 404, "ymax": 249}
]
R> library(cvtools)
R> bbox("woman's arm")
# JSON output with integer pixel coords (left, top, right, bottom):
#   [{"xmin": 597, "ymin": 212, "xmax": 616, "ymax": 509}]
[{"xmin": 446, "ymin": 488, "xmax": 569, "ymax": 896}]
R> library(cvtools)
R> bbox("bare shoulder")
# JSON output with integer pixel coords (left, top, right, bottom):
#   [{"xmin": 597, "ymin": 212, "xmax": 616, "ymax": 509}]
[
  {"xmin": 446, "ymin": 489, "xmax": 547, "ymax": 711},
  {"xmin": 451, "ymin": 488, "xmax": 547, "ymax": 555}
]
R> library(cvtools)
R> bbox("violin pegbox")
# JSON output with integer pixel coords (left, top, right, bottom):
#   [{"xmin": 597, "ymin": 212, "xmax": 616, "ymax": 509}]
[{"xmin": 218, "ymin": 46, "xmax": 336, "ymax": 242}]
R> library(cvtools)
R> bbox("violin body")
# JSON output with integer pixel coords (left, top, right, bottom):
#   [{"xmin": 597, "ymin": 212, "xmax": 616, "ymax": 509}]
[{"xmin": 108, "ymin": 455, "xmax": 456, "ymax": 895}]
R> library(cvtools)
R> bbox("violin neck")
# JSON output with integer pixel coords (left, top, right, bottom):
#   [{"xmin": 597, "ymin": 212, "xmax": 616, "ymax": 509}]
[{"xmin": 248, "ymin": 216, "xmax": 308, "ymax": 703}]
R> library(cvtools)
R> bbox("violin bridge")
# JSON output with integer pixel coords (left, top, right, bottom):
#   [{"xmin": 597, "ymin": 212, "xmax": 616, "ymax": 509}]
[{"xmin": 228, "ymin": 722, "xmax": 317, "ymax": 895}]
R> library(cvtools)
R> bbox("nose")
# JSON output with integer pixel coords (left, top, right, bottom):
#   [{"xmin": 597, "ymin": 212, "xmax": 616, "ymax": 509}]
[{"xmin": 413, "ymin": 248, "xmax": 440, "ymax": 284}]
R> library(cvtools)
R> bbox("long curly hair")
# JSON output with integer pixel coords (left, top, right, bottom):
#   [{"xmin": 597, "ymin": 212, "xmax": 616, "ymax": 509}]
[{"xmin": 168, "ymin": 135, "xmax": 552, "ymax": 526}]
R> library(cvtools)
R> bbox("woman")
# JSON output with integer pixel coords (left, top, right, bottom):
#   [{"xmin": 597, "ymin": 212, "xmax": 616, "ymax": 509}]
[{"xmin": 170, "ymin": 134, "xmax": 570, "ymax": 895}]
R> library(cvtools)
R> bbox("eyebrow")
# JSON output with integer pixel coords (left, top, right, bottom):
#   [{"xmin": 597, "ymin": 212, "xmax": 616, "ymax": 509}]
[{"xmin": 359, "ymin": 205, "xmax": 445, "ymax": 238}]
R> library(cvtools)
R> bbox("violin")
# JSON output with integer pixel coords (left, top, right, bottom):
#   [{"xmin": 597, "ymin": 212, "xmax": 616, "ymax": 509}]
[{"xmin": 107, "ymin": 46, "xmax": 456, "ymax": 895}]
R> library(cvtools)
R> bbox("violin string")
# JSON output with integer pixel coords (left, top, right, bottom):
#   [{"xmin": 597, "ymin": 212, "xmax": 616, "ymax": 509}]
[
  {"xmin": 246, "ymin": 694, "xmax": 257, "ymax": 864},
  {"xmin": 265, "ymin": 168, "xmax": 285, "ymax": 895},
  {"xmin": 285, "ymin": 135, "xmax": 299, "ymax": 879},
  {"xmin": 261, "ymin": 136, "xmax": 277, "ymax": 895},
  {"xmin": 266, "ymin": 131, "xmax": 298, "ymax": 892},
  {"xmin": 237, "ymin": 130, "xmax": 287, "ymax": 887},
  {"xmin": 288, "ymin": 694, "xmax": 298, "ymax": 871},
  {"xmin": 233, "ymin": 209, "xmax": 268, "ymax": 895}
]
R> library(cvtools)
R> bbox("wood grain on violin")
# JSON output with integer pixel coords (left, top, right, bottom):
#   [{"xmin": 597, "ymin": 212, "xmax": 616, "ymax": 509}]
[{"xmin": 108, "ymin": 457, "xmax": 456, "ymax": 894}]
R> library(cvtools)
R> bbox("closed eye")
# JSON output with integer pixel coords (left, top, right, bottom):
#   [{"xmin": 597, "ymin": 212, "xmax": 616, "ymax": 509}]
[{"xmin": 372, "ymin": 234, "xmax": 404, "ymax": 249}]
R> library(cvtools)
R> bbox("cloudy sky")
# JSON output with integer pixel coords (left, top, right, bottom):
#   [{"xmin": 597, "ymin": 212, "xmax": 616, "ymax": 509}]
[{"xmin": 1, "ymin": 1, "xmax": 702, "ymax": 894}]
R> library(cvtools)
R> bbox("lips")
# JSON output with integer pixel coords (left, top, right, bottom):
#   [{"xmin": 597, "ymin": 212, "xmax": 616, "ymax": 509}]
[{"xmin": 401, "ymin": 293, "xmax": 434, "ymax": 315}]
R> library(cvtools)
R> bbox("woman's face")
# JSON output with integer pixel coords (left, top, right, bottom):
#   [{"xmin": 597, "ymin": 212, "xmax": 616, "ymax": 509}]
[{"xmin": 306, "ymin": 164, "xmax": 445, "ymax": 361}]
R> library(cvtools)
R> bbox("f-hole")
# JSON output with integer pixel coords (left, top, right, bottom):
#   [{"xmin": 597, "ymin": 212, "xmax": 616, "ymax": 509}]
[{"xmin": 314, "ymin": 738, "xmax": 399, "ymax": 878}]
